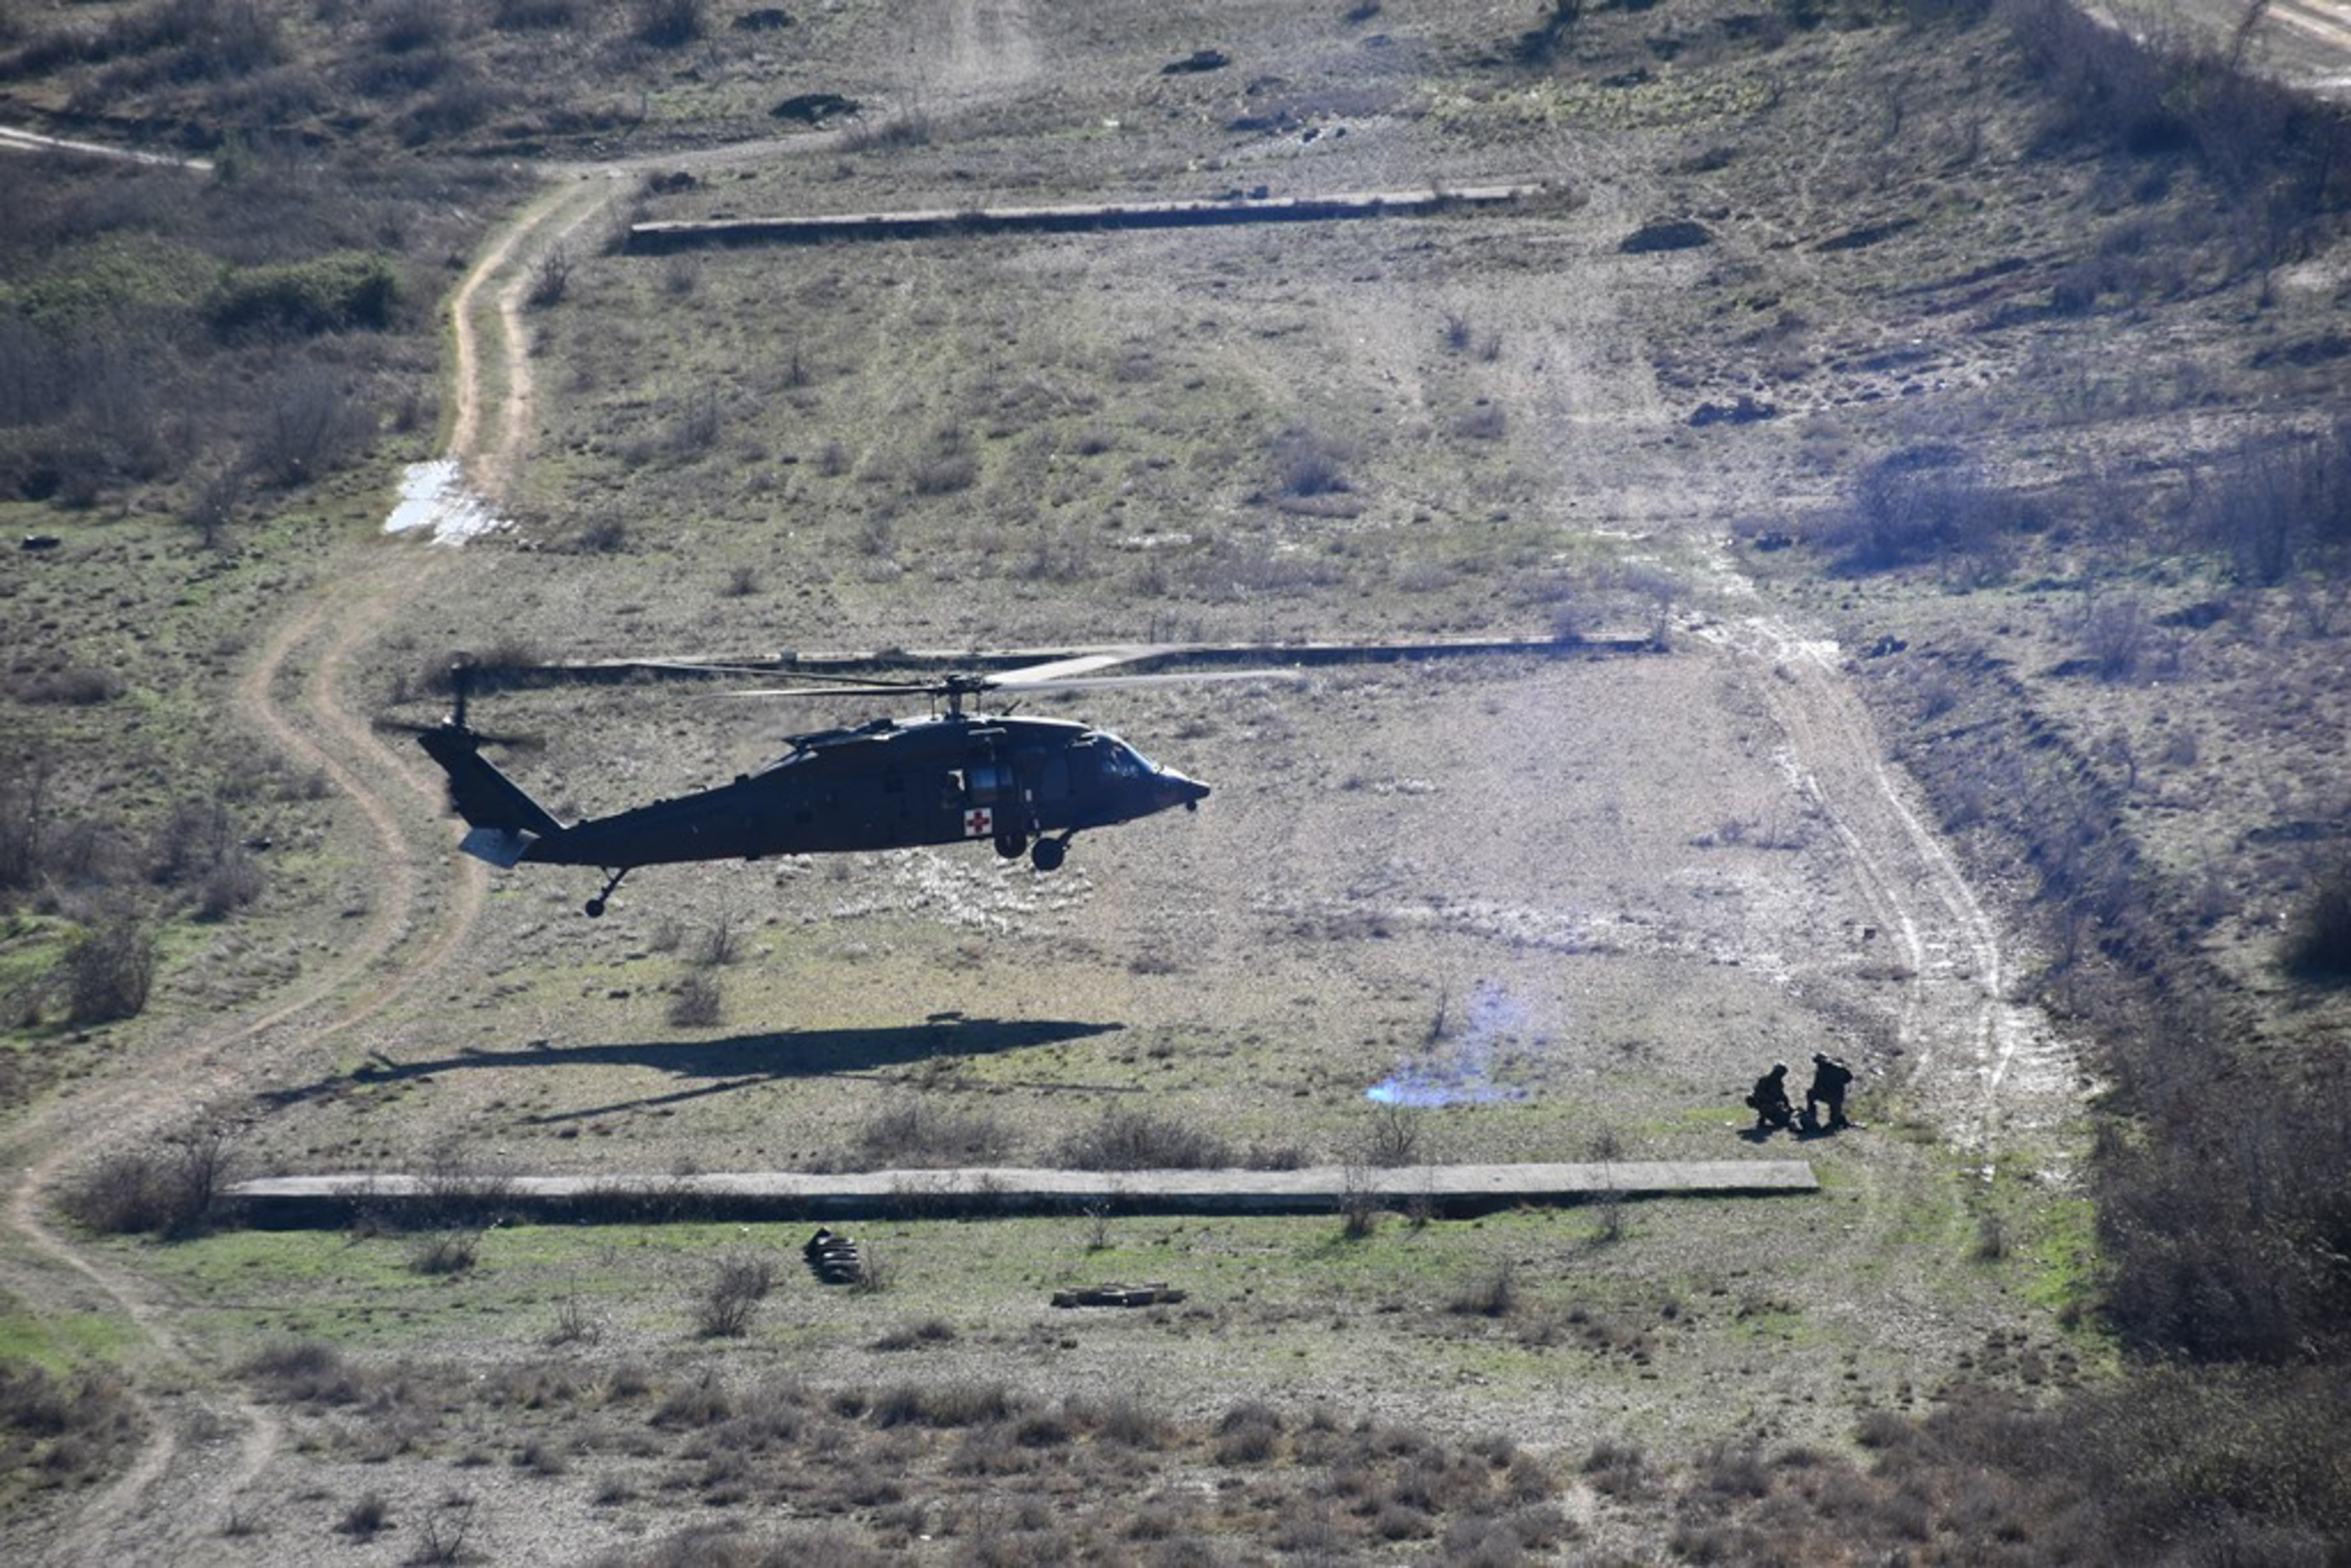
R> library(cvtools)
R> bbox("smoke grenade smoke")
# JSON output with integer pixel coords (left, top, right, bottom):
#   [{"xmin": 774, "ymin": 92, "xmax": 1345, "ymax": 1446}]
[{"xmin": 1366, "ymin": 980, "xmax": 1536, "ymax": 1107}]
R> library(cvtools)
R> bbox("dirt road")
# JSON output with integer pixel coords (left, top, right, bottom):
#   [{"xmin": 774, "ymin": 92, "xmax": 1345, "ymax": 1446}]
[
  {"xmin": 2, "ymin": 27, "xmax": 995, "ymax": 1554},
  {"xmin": 0, "ymin": 185, "xmax": 567, "ymax": 1567}
]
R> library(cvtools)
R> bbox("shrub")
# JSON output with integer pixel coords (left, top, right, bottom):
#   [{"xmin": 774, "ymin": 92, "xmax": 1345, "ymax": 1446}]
[
  {"xmin": 2189, "ymin": 422, "xmax": 2351, "ymax": 585},
  {"xmin": 668, "ymin": 971, "xmax": 723, "ymax": 1027},
  {"xmin": 526, "ymin": 245, "xmax": 573, "ymax": 309},
  {"xmin": 1822, "ymin": 447, "xmax": 2030, "ymax": 575},
  {"xmin": 1215, "ymin": 1400, "xmax": 1284, "ymax": 1464},
  {"xmin": 694, "ymin": 1252, "xmax": 773, "ymax": 1338},
  {"xmin": 207, "ymin": 253, "xmax": 398, "ymax": 338},
  {"xmin": 633, "ymin": 0, "xmax": 703, "ymax": 47},
  {"xmin": 63, "ymin": 1123, "xmax": 239, "ymax": 1236},
  {"xmin": 2281, "ymin": 853, "xmax": 2351, "ymax": 983},
  {"xmin": 1052, "ymin": 1108, "xmax": 1232, "ymax": 1170},
  {"xmin": 492, "ymin": 0, "xmax": 578, "ymax": 27},
  {"xmin": 339, "ymin": 1490, "xmax": 391, "ymax": 1538},
  {"xmin": 1272, "ymin": 428, "xmax": 1350, "ymax": 497},
  {"xmin": 245, "ymin": 1341, "xmax": 370, "ymax": 1406},
  {"xmin": 869, "ymin": 1381, "xmax": 1021, "ymax": 1429},
  {"xmin": 250, "ymin": 364, "xmax": 368, "ymax": 486},
  {"xmin": 62, "ymin": 917, "xmax": 155, "ymax": 1024},
  {"xmin": 1448, "ymin": 1263, "xmax": 1519, "ymax": 1319},
  {"xmin": 846, "ymin": 1099, "xmax": 1016, "ymax": 1169},
  {"xmin": 408, "ymin": 1230, "xmax": 480, "ymax": 1275}
]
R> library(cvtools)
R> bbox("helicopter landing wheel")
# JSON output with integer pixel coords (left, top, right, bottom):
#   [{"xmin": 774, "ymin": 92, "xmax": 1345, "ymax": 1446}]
[
  {"xmin": 1029, "ymin": 837, "xmax": 1067, "ymax": 873},
  {"xmin": 993, "ymin": 831, "xmax": 1028, "ymax": 860},
  {"xmin": 585, "ymin": 867, "xmax": 630, "ymax": 919}
]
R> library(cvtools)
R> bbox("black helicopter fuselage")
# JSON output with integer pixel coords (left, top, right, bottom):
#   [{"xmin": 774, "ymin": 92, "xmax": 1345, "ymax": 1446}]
[{"xmin": 418, "ymin": 707, "xmax": 1208, "ymax": 914}]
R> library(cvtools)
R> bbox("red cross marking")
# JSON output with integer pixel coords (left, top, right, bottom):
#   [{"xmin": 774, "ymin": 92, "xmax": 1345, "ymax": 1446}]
[{"xmin": 965, "ymin": 808, "xmax": 992, "ymax": 837}]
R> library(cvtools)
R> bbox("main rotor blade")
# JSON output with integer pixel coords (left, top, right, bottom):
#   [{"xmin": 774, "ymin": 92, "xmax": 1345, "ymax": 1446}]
[
  {"xmin": 717, "ymin": 684, "xmax": 946, "ymax": 701},
  {"xmin": 987, "ymin": 668, "xmax": 1308, "ymax": 694},
  {"xmin": 988, "ymin": 649, "xmax": 1161, "ymax": 685}
]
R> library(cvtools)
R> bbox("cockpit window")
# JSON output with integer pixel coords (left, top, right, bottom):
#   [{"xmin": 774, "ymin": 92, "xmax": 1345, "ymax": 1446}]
[{"xmin": 1099, "ymin": 741, "xmax": 1153, "ymax": 778}]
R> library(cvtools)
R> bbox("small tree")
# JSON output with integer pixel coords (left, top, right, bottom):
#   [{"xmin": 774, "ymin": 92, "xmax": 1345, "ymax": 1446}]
[
  {"xmin": 2282, "ymin": 854, "xmax": 2351, "ymax": 983},
  {"xmin": 634, "ymin": 0, "xmax": 702, "ymax": 47},
  {"xmin": 64, "ymin": 919, "xmax": 156, "ymax": 1025}
]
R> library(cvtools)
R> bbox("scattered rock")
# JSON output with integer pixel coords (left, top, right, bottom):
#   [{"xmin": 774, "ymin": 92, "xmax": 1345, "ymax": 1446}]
[
  {"xmin": 1620, "ymin": 218, "xmax": 1712, "ymax": 254},
  {"xmin": 1051, "ymin": 1282, "xmax": 1187, "ymax": 1308},
  {"xmin": 732, "ymin": 7, "xmax": 792, "ymax": 30},
  {"xmin": 772, "ymin": 92, "xmax": 860, "ymax": 125},
  {"xmin": 1817, "ymin": 217, "xmax": 1918, "ymax": 253},
  {"xmin": 1688, "ymin": 395, "xmax": 1777, "ymax": 427},
  {"xmin": 1162, "ymin": 48, "xmax": 1230, "ymax": 74}
]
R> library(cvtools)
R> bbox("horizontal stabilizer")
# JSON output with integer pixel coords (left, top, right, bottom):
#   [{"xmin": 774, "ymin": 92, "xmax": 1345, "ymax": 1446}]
[{"xmin": 458, "ymin": 826, "xmax": 536, "ymax": 869}]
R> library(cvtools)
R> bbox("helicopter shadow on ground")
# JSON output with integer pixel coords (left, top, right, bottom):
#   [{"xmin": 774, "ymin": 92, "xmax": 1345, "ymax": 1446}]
[{"xmin": 262, "ymin": 1015, "xmax": 1124, "ymax": 1123}]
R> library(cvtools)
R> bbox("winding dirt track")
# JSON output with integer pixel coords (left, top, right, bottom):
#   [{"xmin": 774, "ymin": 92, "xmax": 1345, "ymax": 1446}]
[{"xmin": 0, "ymin": 176, "xmax": 581, "ymax": 1566}]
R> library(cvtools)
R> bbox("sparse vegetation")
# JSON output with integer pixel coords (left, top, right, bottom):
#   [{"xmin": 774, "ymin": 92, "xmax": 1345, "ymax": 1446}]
[{"xmin": 7, "ymin": 0, "xmax": 2351, "ymax": 1561}]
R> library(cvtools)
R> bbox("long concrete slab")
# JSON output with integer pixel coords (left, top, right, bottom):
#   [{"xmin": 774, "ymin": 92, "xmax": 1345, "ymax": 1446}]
[
  {"xmin": 226, "ymin": 1160, "xmax": 1816, "ymax": 1227},
  {"xmin": 627, "ymin": 184, "xmax": 1548, "ymax": 251}
]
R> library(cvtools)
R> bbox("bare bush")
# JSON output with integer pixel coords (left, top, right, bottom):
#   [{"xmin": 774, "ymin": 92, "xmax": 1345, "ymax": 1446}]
[
  {"xmin": 1361, "ymin": 1102, "xmax": 1424, "ymax": 1167},
  {"xmin": 526, "ymin": 244, "xmax": 573, "ymax": 309},
  {"xmin": 251, "ymin": 365, "xmax": 367, "ymax": 486},
  {"xmin": 668, "ymin": 971, "xmax": 724, "ymax": 1027},
  {"xmin": 64, "ymin": 1122, "xmax": 238, "ymax": 1237},
  {"xmin": 1448, "ymin": 1262, "xmax": 1519, "ymax": 1318},
  {"xmin": 408, "ymin": 1230, "xmax": 481, "ymax": 1275},
  {"xmin": 694, "ymin": 1252, "xmax": 774, "ymax": 1338},
  {"xmin": 1051, "ymin": 1108, "xmax": 1232, "ymax": 1170},
  {"xmin": 844, "ymin": 1099, "xmax": 1017, "ymax": 1169},
  {"xmin": 2189, "ymin": 422, "xmax": 2351, "ymax": 585},
  {"xmin": 1822, "ymin": 447, "xmax": 2031, "ymax": 575},
  {"xmin": 339, "ymin": 1490, "xmax": 391, "ymax": 1539},
  {"xmin": 2280, "ymin": 853, "xmax": 2351, "ymax": 983},
  {"xmin": 2073, "ymin": 591, "xmax": 2151, "ymax": 682},
  {"xmin": 1513, "ymin": 0, "xmax": 1582, "ymax": 67},
  {"xmin": 1271, "ymin": 428, "xmax": 1351, "ymax": 497},
  {"xmin": 633, "ymin": 0, "xmax": 704, "ymax": 48},
  {"xmin": 839, "ymin": 109, "xmax": 934, "ymax": 152}
]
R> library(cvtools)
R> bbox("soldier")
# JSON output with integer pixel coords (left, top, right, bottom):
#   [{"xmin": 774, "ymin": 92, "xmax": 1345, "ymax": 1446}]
[
  {"xmin": 1745, "ymin": 1062, "xmax": 1794, "ymax": 1132},
  {"xmin": 1807, "ymin": 1052, "xmax": 1854, "ymax": 1131}
]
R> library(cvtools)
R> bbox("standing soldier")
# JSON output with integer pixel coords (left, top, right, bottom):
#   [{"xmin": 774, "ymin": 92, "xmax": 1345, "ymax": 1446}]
[
  {"xmin": 1745, "ymin": 1063, "xmax": 1794, "ymax": 1132},
  {"xmin": 1806, "ymin": 1052, "xmax": 1854, "ymax": 1131}
]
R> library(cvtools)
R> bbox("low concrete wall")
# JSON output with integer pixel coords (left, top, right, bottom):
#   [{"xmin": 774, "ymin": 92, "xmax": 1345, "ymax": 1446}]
[
  {"xmin": 227, "ymin": 1160, "xmax": 1817, "ymax": 1227},
  {"xmin": 628, "ymin": 184, "xmax": 1547, "ymax": 252}
]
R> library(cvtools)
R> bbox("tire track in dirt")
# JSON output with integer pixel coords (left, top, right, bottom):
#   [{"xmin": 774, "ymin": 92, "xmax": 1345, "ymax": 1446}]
[
  {"xmin": 1706, "ymin": 615, "xmax": 2075, "ymax": 1170},
  {"xmin": 10, "ymin": 109, "xmax": 961, "ymax": 1563},
  {"xmin": 2, "ymin": 174, "xmax": 595, "ymax": 1566}
]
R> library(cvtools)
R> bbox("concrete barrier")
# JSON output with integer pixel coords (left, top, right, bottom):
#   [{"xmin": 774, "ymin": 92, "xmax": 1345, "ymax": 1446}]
[
  {"xmin": 628, "ymin": 184, "xmax": 1549, "ymax": 252},
  {"xmin": 226, "ymin": 1160, "xmax": 1817, "ymax": 1227}
]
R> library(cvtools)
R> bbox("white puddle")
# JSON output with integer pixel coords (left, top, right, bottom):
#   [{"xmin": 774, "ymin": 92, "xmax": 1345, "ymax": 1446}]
[{"xmin": 384, "ymin": 459, "xmax": 506, "ymax": 546}]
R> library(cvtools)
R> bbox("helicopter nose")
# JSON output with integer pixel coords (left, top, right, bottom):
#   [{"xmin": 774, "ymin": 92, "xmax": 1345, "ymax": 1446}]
[{"xmin": 1158, "ymin": 771, "xmax": 1210, "ymax": 811}]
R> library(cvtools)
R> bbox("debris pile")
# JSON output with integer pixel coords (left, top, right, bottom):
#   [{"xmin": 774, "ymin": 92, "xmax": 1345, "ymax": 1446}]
[
  {"xmin": 804, "ymin": 1227, "xmax": 864, "ymax": 1286},
  {"xmin": 1050, "ymin": 1282, "xmax": 1187, "ymax": 1309}
]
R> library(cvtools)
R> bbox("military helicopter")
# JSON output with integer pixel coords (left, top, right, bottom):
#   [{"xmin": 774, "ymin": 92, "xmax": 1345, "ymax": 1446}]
[{"xmin": 414, "ymin": 651, "xmax": 1279, "ymax": 918}]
